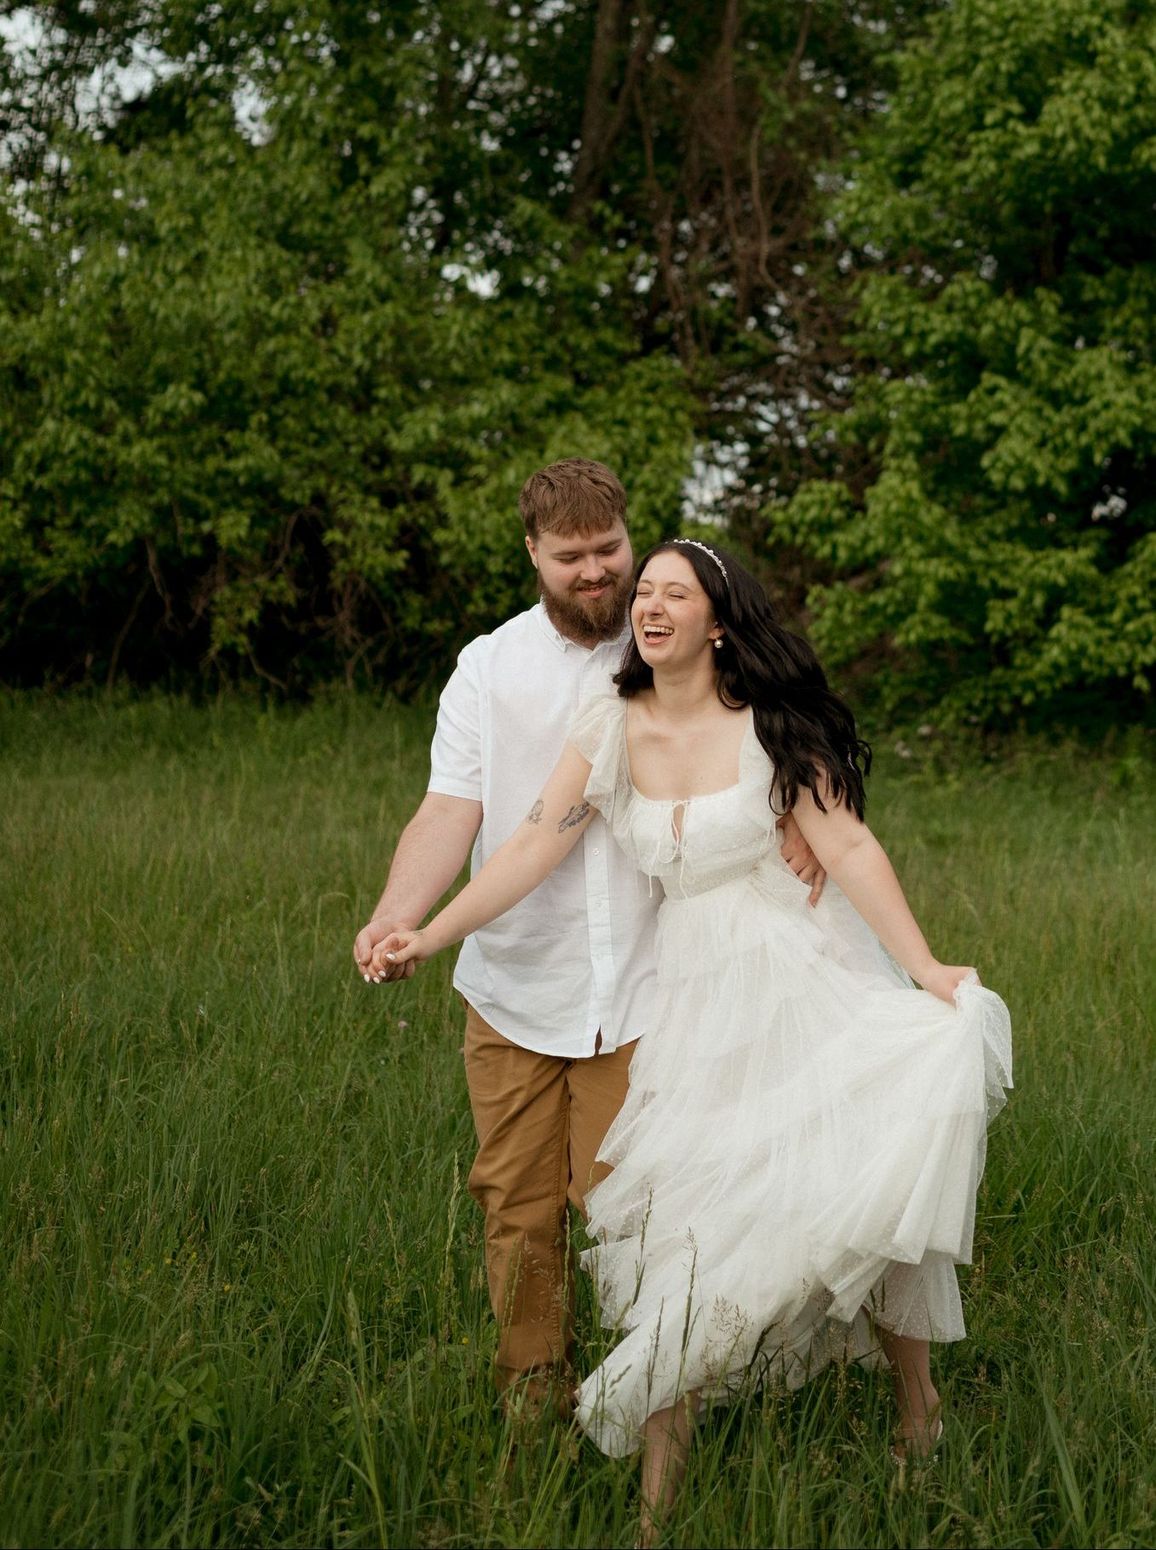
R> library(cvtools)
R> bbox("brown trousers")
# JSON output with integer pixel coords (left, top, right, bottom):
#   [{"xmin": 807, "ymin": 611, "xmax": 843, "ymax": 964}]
[{"xmin": 463, "ymin": 1002, "xmax": 636, "ymax": 1393}]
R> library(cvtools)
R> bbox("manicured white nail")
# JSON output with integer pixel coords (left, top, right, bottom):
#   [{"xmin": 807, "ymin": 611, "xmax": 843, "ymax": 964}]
[
  {"xmin": 363, "ymin": 973, "xmax": 371, "ymax": 982},
  {"xmin": 385, "ymin": 951, "xmax": 396, "ymax": 962}
]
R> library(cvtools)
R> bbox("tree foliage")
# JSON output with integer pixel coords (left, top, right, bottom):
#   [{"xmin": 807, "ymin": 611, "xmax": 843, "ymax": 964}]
[
  {"xmin": 2, "ymin": 0, "xmax": 1152, "ymax": 726},
  {"xmin": 777, "ymin": 0, "xmax": 1156, "ymax": 725},
  {"xmin": 1, "ymin": 0, "xmax": 928, "ymax": 689},
  {"xmin": 0, "ymin": 3, "xmax": 694, "ymax": 686}
]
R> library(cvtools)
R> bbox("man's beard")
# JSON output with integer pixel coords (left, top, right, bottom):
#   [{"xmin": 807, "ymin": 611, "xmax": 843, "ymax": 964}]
[{"xmin": 540, "ymin": 571, "xmax": 632, "ymax": 645}]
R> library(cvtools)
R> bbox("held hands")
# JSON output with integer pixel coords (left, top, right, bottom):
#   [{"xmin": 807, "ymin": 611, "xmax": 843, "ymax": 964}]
[
  {"xmin": 354, "ymin": 916, "xmax": 418, "ymax": 983},
  {"xmin": 373, "ymin": 929, "xmax": 431, "ymax": 976}
]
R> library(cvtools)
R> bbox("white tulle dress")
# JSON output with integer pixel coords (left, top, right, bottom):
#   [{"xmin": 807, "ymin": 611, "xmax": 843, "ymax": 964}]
[{"xmin": 568, "ymin": 692, "xmax": 1013, "ymax": 1459}]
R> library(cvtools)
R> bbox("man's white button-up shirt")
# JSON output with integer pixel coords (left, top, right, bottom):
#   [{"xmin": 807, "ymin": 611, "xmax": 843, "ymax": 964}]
[{"xmin": 427, "ymin": 603, "xmax": 658, "ymax": 1057}]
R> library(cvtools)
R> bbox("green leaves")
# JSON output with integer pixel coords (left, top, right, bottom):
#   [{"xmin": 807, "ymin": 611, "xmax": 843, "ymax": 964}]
[
  {"xmin": 3, "ymin": 0, "xmax": 1150, "ymax": 721},
  {"xmin": 0, "ymin": 12, "xmax": 696, "ymax": 687},
  {"xmin": 783, "ymin": 0, "xmax": 1156, "ymax": 726}
]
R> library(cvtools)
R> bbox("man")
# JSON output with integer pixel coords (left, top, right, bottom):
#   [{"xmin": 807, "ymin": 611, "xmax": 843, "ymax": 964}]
[{"xmin": 353, "ymin": 459, "xmax": 821, "ymax": 1412}]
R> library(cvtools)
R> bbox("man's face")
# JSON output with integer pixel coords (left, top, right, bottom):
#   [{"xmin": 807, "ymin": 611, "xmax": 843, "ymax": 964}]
[{"xmin": 526, "ymin": 519, "xmax": 634, "ymax": 645}]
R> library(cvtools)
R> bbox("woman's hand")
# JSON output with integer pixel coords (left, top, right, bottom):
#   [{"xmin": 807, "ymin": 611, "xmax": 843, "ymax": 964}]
[
  {"xmin": 367, "ymin": 929, "xmax": 431, "ymax": 979},
  {"xmin": 918, "ymin": 962, "xmax": 979, "ymax": 1004}
]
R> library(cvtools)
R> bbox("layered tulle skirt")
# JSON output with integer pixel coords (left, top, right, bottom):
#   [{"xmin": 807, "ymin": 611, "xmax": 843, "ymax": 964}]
[{"xmin": 574, "ymin": 858, "xmax": 1012, "ymax": 1457}]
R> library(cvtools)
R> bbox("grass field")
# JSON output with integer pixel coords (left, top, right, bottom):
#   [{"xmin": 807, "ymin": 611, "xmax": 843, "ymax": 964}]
[{"xmin": 1, "ymin": 692, "xmax": 1153, "ymax": 1549}]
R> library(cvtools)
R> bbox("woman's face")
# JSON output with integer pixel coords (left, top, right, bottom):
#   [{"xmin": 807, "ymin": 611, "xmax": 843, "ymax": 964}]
[{"xmin": 632, "ymin": 550, "xmax": 721, "ymax": 669}]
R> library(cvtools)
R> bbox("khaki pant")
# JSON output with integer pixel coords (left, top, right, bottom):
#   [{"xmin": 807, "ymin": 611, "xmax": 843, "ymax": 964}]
[{"xmin": 463, "ymin": 1002, "xmax": 636, "ymax": 1393}]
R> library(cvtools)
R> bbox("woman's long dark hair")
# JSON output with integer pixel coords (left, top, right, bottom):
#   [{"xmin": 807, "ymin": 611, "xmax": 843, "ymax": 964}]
[{"xmin": 614, "ymin": 540, "xmax": 872, "ymax": 818}]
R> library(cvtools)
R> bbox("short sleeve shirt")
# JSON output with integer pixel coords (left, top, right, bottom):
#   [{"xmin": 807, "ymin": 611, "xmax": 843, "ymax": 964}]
[{"xmin": 428, "ymin": 604, "xmax": 658, "ymax": 1057}]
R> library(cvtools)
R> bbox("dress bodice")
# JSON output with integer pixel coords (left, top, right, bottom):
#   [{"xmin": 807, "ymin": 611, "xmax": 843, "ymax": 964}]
[{"xmin": 570, "ymin": 691, "xmax": 784, "ymax": 901}]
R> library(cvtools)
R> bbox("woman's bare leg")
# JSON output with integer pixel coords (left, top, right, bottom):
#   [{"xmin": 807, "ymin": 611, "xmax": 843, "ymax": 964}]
[
  {"xmin": 638, "ymin": 1395, "xmax": 697, "ymax": 1548},
  {"xmin": 877, "ymin": 1328, "xmax": 941, "ymax": 1458}
]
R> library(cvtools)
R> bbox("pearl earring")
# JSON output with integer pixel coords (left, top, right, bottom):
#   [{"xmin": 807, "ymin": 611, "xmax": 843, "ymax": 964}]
[{"xmin": 713, "ymin": 636, "xmax": 723, "ymax": 650}]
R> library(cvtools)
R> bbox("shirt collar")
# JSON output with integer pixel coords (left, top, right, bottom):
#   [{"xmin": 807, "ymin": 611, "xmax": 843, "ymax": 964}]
[{"xmin": 531, "ymin": 601, "xmax": 631, "ymax": 658}]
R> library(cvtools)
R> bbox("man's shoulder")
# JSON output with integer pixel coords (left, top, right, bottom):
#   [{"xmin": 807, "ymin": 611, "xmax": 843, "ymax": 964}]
[{"xmin": 453, "ymin": 606, "xmax": 545, "ymax": 673}]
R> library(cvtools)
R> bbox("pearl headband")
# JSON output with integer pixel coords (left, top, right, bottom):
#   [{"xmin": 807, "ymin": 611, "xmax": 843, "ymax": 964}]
[{"xmin": 670, "ymin": 538, "xmax": 728, "ymax": 583}]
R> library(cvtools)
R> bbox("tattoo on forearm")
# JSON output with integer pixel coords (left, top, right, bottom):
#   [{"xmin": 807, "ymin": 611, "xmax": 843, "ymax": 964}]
[
  {"xmin": 557, "ymin": 802, "xmax": 591, "ymax": 832},
  {"xmin": 526, "ymin": 799, "xmax": 544, "ymax": 825}
]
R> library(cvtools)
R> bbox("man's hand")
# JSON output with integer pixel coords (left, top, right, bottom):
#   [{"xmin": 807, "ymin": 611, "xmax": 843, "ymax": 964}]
[
  {"xmin": 777, "ymin": 811, "xmax": 826, "ymax": 906},
  {"xmin": 354, "ymin": 916, "xmax": 417, "ymax": 982}
]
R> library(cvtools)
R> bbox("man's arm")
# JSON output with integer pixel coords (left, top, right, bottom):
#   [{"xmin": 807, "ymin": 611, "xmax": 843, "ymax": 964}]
[
  {"xmin": 357, "ymin": 636, "xmax": 485, "ymax": 981},
  {"xmin": 353, "ymin": 792, "xmax": 482, "ymax": 982},
  {"xmin": 372, "ymin": 743, "xmax": 596, "ymax": 973}
]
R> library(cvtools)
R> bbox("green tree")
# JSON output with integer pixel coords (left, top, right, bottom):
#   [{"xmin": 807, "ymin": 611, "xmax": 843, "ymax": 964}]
[
  {"xmin": 0, "ymin": 1, "xmax": 950, "ymax": 692},
  {"xmin": 0, "ymin": 2, "xmax": 694, "ymax": 688},
  {"xmin": 777, "ymin": 0, "xmax": 1156, "ymax": 725}
]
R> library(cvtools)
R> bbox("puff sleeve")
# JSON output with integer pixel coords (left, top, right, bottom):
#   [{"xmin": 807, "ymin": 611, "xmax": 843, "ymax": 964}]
[{"xmin": 568, "ymin": 689, "xmax": 630, "ymax": 824}]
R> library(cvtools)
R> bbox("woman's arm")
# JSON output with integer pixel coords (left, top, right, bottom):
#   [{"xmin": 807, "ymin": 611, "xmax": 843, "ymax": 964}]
[
  {"xmin": 368, "ymin": 742, "xmax": 596, "ymax": 973},
  {"xmin": 790, "ymin": 783, "xmax": 975, "ymax": 1003}
]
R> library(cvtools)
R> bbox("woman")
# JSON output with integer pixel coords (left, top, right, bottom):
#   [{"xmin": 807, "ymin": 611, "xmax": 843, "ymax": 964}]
[{"xmin": 374, "ymin": 540, "xmax": 1011, "ymax": 1544}]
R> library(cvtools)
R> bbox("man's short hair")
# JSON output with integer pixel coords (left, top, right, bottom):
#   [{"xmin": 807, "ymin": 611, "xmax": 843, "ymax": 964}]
[{"xmin": 519, "ymin": 458, "xmax": 628, "ymax": 540}]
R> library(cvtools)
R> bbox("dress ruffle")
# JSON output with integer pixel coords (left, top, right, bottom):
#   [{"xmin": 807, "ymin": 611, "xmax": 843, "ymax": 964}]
[{"xmin": 566, "ymin": 692, "xmax": 1013, "ymax": 1459}]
